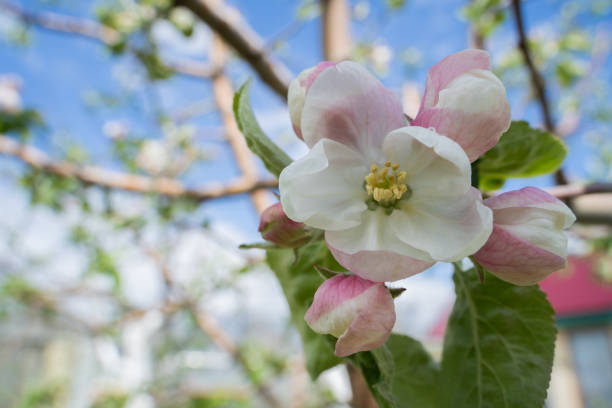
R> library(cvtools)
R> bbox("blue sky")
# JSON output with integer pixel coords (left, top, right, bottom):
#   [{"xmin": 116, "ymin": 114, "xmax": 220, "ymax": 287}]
[{"xmin": 1, "ymin": 0, "xmax": 611, "ymax": 240}]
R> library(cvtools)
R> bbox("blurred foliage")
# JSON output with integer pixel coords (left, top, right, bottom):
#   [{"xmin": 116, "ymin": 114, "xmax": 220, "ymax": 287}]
[
  {"xmin": 0, "ymin": 109, "xmax": 43, "ymax": 138},
  {"xmin": 15, "ymin": 381, "xmax": 64, "ymax": 408},
  {"xmin": 91, "ymin": 394, "xmax": 128, "ymax": 408},
  {"xmin": 461, "ymin": 0, "xmax": 505, "ymax": 39}
]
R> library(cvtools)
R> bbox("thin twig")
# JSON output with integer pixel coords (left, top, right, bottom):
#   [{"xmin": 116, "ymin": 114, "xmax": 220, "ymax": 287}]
[
  {"xmin": 192, "ymin": 306, "xmax": 283, "ymax": 408},
  {"xmin": 510, "ymin": 0, "xmax": 568, "ymax": 185},
  {"xmin": 209, "ymin": 30, "xmax": 271, "ymax": 213},
  {"xmin": 176, "ymin": 0, "xmax": 292, "ymax": 100},
  {"xmin": 0, "ymin": 1, "xmax": 218, "ymax": 80},
  {"xmin": 0, "ymin": 134, "xmax": 277, "ymax": 201},
  {"xmin": 321, "ymin": 0, "xmax": 352, "ymax": 61}
]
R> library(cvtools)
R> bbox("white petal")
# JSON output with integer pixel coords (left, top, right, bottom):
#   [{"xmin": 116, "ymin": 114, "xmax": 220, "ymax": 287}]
[
  {"xmin": 436, "ymin": 69, "xmax": 508, "ymax": 115},
  {"xmin": 390, "ymin": 187, "xmax": 493, "ymax": 261},
  {"xmin": 301, "ymin": 61, "xmax": 406, "ymax": 163},
  {"xmin": 279, "ymin": 139, "xmax": 367, "ymax": 231},
  {"xmin": 494, "ymin": 207, "xmax": 570, "ymax": 258},
  {"xmin": 326, "ymin": 208, "xmax": 432, "ymax": 260},
  {"xmin": 382, "ymin": 126, "xmax": 471, "ymax": 199}
]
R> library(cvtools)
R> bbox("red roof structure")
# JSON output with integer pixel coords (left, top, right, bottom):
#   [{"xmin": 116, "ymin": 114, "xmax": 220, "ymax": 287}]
[{"xmin": 540, "ymin": 255, "xmax": 612, "ymax": 317}]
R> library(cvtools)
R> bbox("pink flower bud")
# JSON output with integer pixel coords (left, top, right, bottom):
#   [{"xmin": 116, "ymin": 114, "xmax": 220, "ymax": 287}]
[
  {"xmin": 412, "ymin": 49, "xmax": 511, "ymax": 162},
  {"xmin": 288, "ymin": 62, "xmax": 335, "ymax": 140},
  {"xmin": 258, "ymin": 203, "xmax": 310, "ymax": 248},
  {"xmin": 304, "ymin": 274, "xmax": 395, "ymax": 357},
  {"xmin": 474, "ymin": 187, "xmax": 576, "ymax": 285}
]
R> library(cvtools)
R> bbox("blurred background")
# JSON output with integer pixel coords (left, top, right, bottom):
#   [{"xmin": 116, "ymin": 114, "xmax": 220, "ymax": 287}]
[{"xmin": 0, "ymin": 0, "xmax": 611, "ymax": 407}]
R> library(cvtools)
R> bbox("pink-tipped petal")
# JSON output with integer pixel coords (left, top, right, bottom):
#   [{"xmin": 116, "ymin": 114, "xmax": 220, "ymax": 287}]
[
  {"xmin": 474, "ymin": 225, "xmax": 566, "ymax": 286},
  {"xmin": 420, "ymin": 49, "xmax": 490, "ymax": 111},
  {"xmin": 474, "ymin": 187, "xmax": 576, "ymax": 285},
  {"xmin": 304, "ymin": 274, "xmax": 377, "ymax": 328},
  {"xmin": 416, "ymin": 50, "xmax": 510, "ymax": 161},
  {"xmin": 335, "ymin": 290, "xmax": 396, "ymax": 356},
  {"xmin": 327, "ymin": 245, "xmax": 434, "ymax": 283},
  {"xmin": 301, "ymin": 61, "xmax": 406, "ymax": 162},
  {"xmin": 485, "ymin": 186, "xmax": 569, "ymax": 212},
  {"xmin": 258, "ymin": 203, "xmax": 310, "ymax": 248},
  {"xmin": 305, "ymin": 275, "xmax": 395, "ymax": 356},
  {"xmin": 412, "ymin": 105, "xmax": 510, "ymax": 162},
  {"xmin": 288, "ymin": 62, "xmax": 336, "ymax": 140}
]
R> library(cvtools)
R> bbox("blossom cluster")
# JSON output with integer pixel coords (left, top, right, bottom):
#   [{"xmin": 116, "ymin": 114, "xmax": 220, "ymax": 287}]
[{"xmin": 260, "ymin": 49, "xmax": 575, "ymax": 357}]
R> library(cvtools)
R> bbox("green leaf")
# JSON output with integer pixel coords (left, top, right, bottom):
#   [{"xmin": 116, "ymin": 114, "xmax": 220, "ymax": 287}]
[
  {"xmin": 440, "ymin": 267, "xmax": 556, "ymax": 408},
  {"xmin": 349, "ymin": 347, "xmax": 395, "ymax": 408},
  {"xmin": 233, "ymin": 81, "xmax": 292, "ymax": 177},
  {"xmin": 387, "ymin": 334, "xmax": 440, "ymax": 408},
  {"xmin": 479, "ymin": 121, "xmax": 567, "ymax": 190},
  {"xmin": 350, "ymin": 334, "xmax": 440, "ymax": 408},
  {"xmin": 265, "ymin": 240, "xmax": 343, "ymax": 378}
]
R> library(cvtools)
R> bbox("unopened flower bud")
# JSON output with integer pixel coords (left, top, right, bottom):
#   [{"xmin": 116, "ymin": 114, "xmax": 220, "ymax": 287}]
[
  {"xmin": 474, "ymin": 187, "xmax": 576, "ymax": 285},
  {"xmin": 258, "ymin": 203, "xmax": 310, "ymax": 248},
  {"xmin": 288, "ymin": 62, "xmax": 335, "ymax": 140},
  {"xmin": 412, "ymin": 49, "xmax": 511, "ymax": 161},
  {"xmin": 305, "ymin": 274, "xmax": 395, "ymax": 357}
]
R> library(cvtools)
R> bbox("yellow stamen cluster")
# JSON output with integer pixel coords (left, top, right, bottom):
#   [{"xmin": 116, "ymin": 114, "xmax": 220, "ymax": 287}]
[{"xmin": 365, "ymin": 161, "xmax": 408, "ymax": 206}]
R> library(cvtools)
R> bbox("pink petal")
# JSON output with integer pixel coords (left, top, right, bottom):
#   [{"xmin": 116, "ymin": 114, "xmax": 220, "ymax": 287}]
[
  {"xmin": 474, "ymin": 225, "xmax": 566, "ymax": 286},
  {"xmin": 288, "ymin": 62, "xmax": 336, "ymax": 140},
  {"xmin": 420, "ymin": 49, "xmax": 490, "ymax": 111},
  {"xmin": 301, "ymin": 61, "xmax": 406, "ymax": 162},
  {"xmin": 304, "ymin": 275, "xmax": 378, "ymax": 325},
  {"xmin": 412, "ymin": 105, "xmax": 510, "ymax": 162},
  {"xmin": 485, "ymin": 187, "xmax": 576, "ymax": 230},
  {"xmin": 335, "ymin": 288, "xmax": 396, "ymax": 356},
  {"xmin": 304, "ymin": 275, "xmax": 396, "ymax": 356},
  {"xmin": 300, "ymin": 61, "xmax": 336, "ymax": 91},
  {"xmin": 327, "ymin": 245, "xmax": 434, "ymax": 283},
  {"xmin": 484, "ymin": 186, "xmax": 564, "ymax": 210}
]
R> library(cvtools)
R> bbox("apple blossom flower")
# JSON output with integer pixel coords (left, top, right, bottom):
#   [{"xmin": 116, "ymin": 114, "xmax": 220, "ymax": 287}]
[
  {"xmin": 474, "ymin": 187, "xmax": 576, "ymax": 285},
  {"xmin": 304, "ymin": 274, "xmax": 395, "ymax": 356},
  {"xmin": 258, "ymin": 203, "xmax": 311, "ymax": 248},
  {"xmin": 280, "ymin": 60, "xmax": 492, "ymax": 282},
  {"xmin": 287, "ymin": 61, "xmax": 335, "ymax": 140},
  {"xmin": 136, "ymin": 140, "xmax": 169, "ymax": 175},
  {"xmin": 0, "ymin": 75, "xmax": 22, "ymax": 114},
  {"xmin": 412, "ymin": 49, "xmax": 511, "ymax": 162}
]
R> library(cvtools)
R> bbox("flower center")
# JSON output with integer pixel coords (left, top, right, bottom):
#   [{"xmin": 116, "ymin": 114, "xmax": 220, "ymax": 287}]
[{"xmin": 364, "ymin": 161, "xmax": 411, "ymax": 212}]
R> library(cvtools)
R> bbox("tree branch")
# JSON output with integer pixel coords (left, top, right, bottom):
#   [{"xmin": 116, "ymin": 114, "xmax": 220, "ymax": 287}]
[
  {"xmin": 210, "ymin": 29, "xmax": 271, "ymax": 213},
  {"xmin": 0, "ymin": 134, "xmax": 277, "ymax": 201},
  {"xmin": 510, "ymin": 0, "xmax": 568, "ymax": 185},
  {"xmin": 175, "ymin": 0, "xmax": 292, "ymax": 100},
  {"xmin": 0, "ymin": 1, "xmax": 218, "ymax": 79},
  {"xmin": 321, "ymin": 0, "xmax": 352, "ymax": 61},
  {"xmin": 192, "ymin": 306, "xmax": 283, "ymax": 408}
]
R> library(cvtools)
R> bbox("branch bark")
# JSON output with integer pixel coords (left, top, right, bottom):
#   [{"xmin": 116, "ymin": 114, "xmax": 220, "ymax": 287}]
[
  {"xmin": 0, "ymin": 134, "xmax": 277, "ymax": 201},
  {"xmin": 192, "ymin": 306, "xmax": 283, "ymax": 408},
  {"xmin": 210, "ymin": 28, "xmax": 271, "ymax": 213},
  {"xmin": 0, "ymin": 1, "xmax": 218, "ymax": 80},
  {"xmin": 176, "ymin": 0, "xmax": 292, "ymax": 100},
  {"xmin": 510, "ymin": 0, "xmax": 568, "ymax": 185},
  {"xmin": 320, "ymin": 0, "xmax": 352, "ymax": 61}
]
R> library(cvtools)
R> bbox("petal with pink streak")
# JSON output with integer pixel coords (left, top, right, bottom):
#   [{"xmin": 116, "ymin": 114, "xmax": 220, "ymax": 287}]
[
  {"xmin": 304, "ymin": 275, "xmax": 377, "ymax": 327},
  {"xmin": 327, "ymin": 245, "xmax": 434, "ymax": 283},
  {"xmin": 300, "ymin": 61, "xmax": 336, "ymax": 91},
  {"xmin": 301, "ymin": 61, "xmax": 406, "ymax": 163},
  {"xmin": 412, "ymin": 105, "xmax": 510, "ymax": 162},
  {"xmin": 484, "ymin": 187, "xmax": 575, "ymax": 229},
  {"xmin": 288, "ymin": 62, "xmax": 336, "ymax": 140},
  {"xmin": 474, "ymin": 225, "xmax": 566, "ymax": 286},
  {"xmin": 420, "ymin": 49, "xmax": 490, "ymax": 111},
  {"xmin": 304, "ymin": 275, "xmax": 396, "ymax": 356},
  {"xmin": 335, "ymin": 287, "xmax": 396, "ymax": 356}
]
